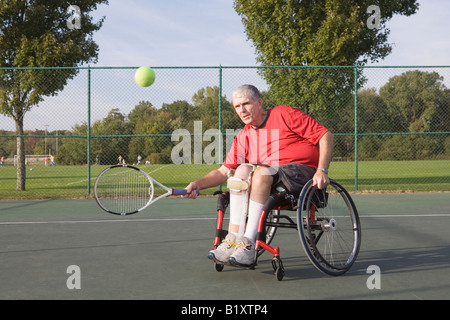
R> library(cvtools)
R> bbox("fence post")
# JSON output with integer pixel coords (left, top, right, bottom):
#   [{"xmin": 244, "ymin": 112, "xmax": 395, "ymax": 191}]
[
  {"xmin": 219, "ymin": 65, "xmax": 223, "ymax": 162},
  {"xmin": 354, "ymin": 66, "xmax": 359, "ymax": 191},
  {"xmin": 218, "ymin": 65, "xmax": 223, "ymax": 191},
  {"xmin": 87, "ymin": 65, "xmax": 92, "ymax": 195}
]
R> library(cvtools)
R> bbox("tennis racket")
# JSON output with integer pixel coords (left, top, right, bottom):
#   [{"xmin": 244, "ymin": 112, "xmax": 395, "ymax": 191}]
[{"xmin": 94, "ymin": 164, "xmax": 198, "ymax": 215}]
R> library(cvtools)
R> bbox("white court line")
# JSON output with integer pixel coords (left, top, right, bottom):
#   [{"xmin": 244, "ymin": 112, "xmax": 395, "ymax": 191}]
[
  {"xmin": 1, "ymin": 214, "xmax": 449, "ymax": 226},
  {"xmin": 360, "ymin": 214, "xmax": 450, "ymax": 218},
  {"xmin": 146, "ymin": 165, "xmax": 170, "ymax": 175},
  {"xmin": 65, "ymin": 164, "xmax": 171, "ymax": 186},
  {"xmin": 0, "ymin": 217, "xmax": 217, "ymax": 225}
]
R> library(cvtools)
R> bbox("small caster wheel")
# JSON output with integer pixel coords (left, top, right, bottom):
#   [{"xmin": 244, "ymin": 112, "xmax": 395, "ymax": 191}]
[
  {"xmin": 272, "ymin": 256, "xmax": 285, "ymax": 281},
  {"xmin": 215, "ymin": 263, "xmax": 224, "ymax": 272},
  {"xmin": 275, "ymin": 267, "xmax": 284, "ymax": 281}
]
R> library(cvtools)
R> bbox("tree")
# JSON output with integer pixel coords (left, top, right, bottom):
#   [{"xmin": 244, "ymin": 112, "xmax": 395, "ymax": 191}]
[
  {"xmin": 192, "ymin": 86, "xmax": 222, "ymax": 130},
  {"xmin": 127, "ymin": 101, "xmax": 158, "ymax": 164},
  {"xmin": 233, "ymin": 0, "xmax": 419, "ymax": 113},
  {"xmin": 192, "ymin": 86, "xmax": 236, "ymax": 130},
  {"xmin": 357, "ymin": 88, "xmax": 395, "ymax": 133},
  {"xmin": 58, "ymin": 123, "xmax": 88, "ymax": 165},
  {"xmin": 352, "ymin": 88, "xmax": 393, "ymax": 160},
  {"xmin": 92, "ymin": 108, "xmax": 130, "ymax": 165},
  {"xmin": 377, "ymin": 70, "xmax": 450, "ymax": 160},
  {"xmin": 0, "ymin": 0, "xmax": 108, "ymax": 190},
  {"xmin": 160, "ymin": 100, "xmax": 195, "ymax": 130},
  {"xmin": 128, "ymin": 101, "xmax": 157, "ymax": 131},
  {"xmin": 380, "ymin": 70, "xmax": 450, "ymax": 133}
]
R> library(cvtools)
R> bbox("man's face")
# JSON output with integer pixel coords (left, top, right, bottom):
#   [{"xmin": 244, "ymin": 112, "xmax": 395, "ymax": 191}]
[{"xmin": 232, "ymin": 95, "xmax": 264, "ymax": 128}]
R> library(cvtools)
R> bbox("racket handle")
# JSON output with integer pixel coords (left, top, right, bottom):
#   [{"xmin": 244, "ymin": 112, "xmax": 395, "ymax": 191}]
[{"xmin": 172, "ymin": 188, "xmax": 200, "ymax": 196}]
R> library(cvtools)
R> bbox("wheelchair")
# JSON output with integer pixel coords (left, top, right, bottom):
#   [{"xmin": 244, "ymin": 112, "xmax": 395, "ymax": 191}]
[{"xmin": 211, "ymin": 178, "xmax": 361, "ymax": 281}]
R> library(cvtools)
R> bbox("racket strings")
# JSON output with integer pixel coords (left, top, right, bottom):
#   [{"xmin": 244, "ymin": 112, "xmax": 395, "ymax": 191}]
[{"xmin": 96, "ymin": 168, "xmax": 153, "ymax": 214}]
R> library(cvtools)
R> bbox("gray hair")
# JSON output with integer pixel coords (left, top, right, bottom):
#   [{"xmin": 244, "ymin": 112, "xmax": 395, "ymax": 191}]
[{"xmin": 232, "ymin": 84, "xmax": 262, "ymax": 102}]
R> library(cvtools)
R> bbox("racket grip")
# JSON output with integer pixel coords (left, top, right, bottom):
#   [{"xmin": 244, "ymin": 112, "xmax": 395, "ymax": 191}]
[{"xmin": 172, "ymin": 188, "xmax": 199, "ymax": 196}]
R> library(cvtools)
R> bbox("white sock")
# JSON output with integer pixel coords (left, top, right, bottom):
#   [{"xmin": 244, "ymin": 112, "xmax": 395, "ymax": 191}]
[
  {"xmin": 244, "ymin": 200, "xmax": 265, "ymax": 243},
  {"xmin": 229, "ymin": 190, "xmax": 248, "ymax": 239}
]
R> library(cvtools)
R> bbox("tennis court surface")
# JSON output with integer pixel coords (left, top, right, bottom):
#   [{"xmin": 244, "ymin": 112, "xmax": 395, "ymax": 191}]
[{"xmin": 1, "ymin": 192, "xmax": 449, "ymax": 301}]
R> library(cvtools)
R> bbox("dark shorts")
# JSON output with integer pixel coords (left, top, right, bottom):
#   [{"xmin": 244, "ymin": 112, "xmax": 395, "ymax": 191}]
[{"xmin": 271, "ymin": 163, "xmax": 316, "ymax": 195}]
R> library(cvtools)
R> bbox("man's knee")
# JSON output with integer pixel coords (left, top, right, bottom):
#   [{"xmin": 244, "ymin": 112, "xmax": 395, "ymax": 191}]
[
  {"xmin": 228, "ymin": 164, "xmax": 274, "ymax": 191},
  {"xmin": 227, "ymin": 164, "xmax": 254, "ymax": 192},
  {"xmin": 234, "ymin": 164, "xmax": 255, "ymax": 180},
  {"xmin": 251, "ymin": 166, "xmax": 273, "ymax": 187}
]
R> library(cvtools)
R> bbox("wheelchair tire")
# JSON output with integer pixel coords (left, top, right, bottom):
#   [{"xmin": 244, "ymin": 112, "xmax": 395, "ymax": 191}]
[{"xmin": 297, "ymin": 179, "xmax": 361, "ymax": 276}]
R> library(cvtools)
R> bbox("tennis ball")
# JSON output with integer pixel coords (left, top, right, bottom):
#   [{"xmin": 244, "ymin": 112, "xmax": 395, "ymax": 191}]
[{"xmin": 135, "ymin": 66, "xmax": 155, "ymax": 87}]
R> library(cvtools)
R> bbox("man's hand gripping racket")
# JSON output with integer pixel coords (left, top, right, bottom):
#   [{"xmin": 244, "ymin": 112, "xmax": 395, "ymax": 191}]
[{"xmin": 94, "ymin": 165, "xmax": 199, "ymax": 215}]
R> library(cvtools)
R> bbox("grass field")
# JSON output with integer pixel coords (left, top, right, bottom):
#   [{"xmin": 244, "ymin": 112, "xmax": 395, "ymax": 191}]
[{"xmin": 0, "ymin": 160, "xmax": 449, "ymax": 199}]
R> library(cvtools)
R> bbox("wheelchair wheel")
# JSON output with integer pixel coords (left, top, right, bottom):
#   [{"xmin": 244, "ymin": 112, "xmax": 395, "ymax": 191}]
[{"xmin": 297, "ymin": 179, "xmax": 361, "ymax": 276}]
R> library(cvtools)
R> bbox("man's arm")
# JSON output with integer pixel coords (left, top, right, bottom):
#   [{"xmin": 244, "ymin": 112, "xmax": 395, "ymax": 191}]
[
  {"xmin": 312, "ymin": 131, "xmax": 334, "ymax": 189},
  {"xmin": 184, "ymin": 165, "xmax": 229, "ymax": 199}
]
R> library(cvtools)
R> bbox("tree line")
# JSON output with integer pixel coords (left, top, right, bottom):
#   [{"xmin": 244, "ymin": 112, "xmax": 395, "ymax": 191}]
[{"xmin": 1, "ymin": 70, "xmax": 449, "ymax": 165}]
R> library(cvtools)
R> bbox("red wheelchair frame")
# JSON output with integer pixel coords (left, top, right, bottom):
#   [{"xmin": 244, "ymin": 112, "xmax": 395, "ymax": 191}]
[{"xmin": 211, "ymin": 179, "xmax": 361, "ymax": 281}]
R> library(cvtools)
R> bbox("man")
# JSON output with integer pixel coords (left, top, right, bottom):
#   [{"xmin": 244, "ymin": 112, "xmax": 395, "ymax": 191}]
[{"xmin": 185, "ymin": 84, "xmax": 333, "ymax": 266}]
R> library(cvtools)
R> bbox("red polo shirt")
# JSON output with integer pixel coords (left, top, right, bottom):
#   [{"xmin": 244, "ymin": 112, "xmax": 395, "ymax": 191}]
[{"xmin": 223, "ymin": 106, "xmax": 328, "ymax": 169}]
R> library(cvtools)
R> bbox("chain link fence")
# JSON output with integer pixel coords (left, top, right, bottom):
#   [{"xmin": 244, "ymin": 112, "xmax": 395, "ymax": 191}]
[{"xmin": 1, "ymin": 66, "xmax": 449, "ymax": 199}]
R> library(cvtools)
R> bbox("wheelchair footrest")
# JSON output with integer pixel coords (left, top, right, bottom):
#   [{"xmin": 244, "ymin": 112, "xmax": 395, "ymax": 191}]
[
  {"xmin": 209, "ymin": 254, "xmax": 257, "ymax": 270},
  {"xmin": 209, "ymin": 246, "xmax": 285, "ymax": 280}
]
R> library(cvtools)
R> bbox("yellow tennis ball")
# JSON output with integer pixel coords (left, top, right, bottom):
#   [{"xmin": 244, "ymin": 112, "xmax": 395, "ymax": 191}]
[{"xmin": 135, "ymin": 66, "xmax": 155, "ymax": 87}]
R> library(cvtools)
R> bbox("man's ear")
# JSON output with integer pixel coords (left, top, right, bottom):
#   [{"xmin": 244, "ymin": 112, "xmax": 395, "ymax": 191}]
[{"xmin": 258, "ymin": 98, "xmax": 263, "ymax": 107}]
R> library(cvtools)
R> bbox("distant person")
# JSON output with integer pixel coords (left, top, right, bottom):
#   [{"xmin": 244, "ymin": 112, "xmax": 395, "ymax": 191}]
[{"xmin": 0, "ymin": 156, "xmax": 4, "ymax": 167}]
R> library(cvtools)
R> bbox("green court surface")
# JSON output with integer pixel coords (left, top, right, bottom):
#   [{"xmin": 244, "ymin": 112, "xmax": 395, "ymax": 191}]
[{"xmin": 0, "ymin": 192, "xmax": 449, "ymax": 302}]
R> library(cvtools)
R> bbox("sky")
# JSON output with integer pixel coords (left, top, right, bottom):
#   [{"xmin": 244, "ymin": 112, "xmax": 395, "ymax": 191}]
[
  {"xmin": 91, "ymin": 0, "xmax": 256, "ymax": 67},
  {"xmin": 1, "ymin": 0, "xmax": 450, "ymax": 132},
  {"xmin": 90, "ymin": 0, "xmax": 450, "ymax": 67}
]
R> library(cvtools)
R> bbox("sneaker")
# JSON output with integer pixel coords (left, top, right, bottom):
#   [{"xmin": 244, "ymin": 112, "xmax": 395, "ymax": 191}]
[
  {"xmin": 208, "ymin": 234, "xmax": 236, "ymax": 263},
  {"xmin": 229, "ymin": 237, "xmax": 255, "ymax": 266}
]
